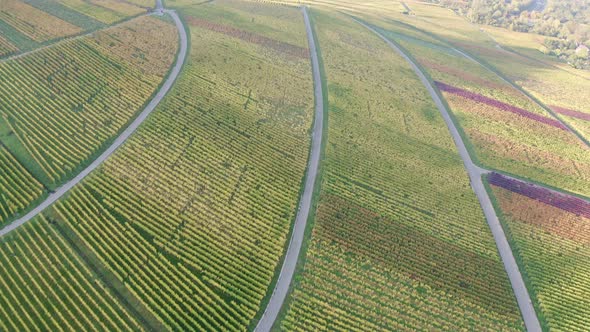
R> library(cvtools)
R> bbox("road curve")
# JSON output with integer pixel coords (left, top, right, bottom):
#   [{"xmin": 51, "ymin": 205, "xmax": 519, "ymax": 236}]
[
  {"xmin": 0, "ymin": 9, "xmax": 188, "ymax": 237},
  {"xmin": 255, "ymin": 6, "xmax": 324, "ymax": 332},
  {"xmin": 353, "ymin": 18, "xmax": 542, "ymax": 332}
]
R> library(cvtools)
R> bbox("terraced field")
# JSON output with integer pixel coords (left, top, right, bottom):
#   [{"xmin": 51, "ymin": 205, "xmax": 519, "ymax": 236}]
[
  {"xmin": 489, "ymin": 174, "xmax": 590, "ymax": 331},
  {"xmin": 0, "ymin": 15, "xmax": 178, "ymax": 225},
  {"xmin": 280, "ymin": 9, "xmax": 524, "ymax": 331}
]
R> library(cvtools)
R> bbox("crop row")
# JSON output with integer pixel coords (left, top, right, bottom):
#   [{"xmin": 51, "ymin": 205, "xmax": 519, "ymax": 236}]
[
  {"xmin": 0, "ymin": 216, "xmax": 142, "ymax": 331},
  {"xmin": 0, "ymin": 0, "xmax": 82, "ymax": 42},
  {"xmin": 35, "ymin": 3, "xmax": 313, "ymax": 330},
  {"xmin": 550, "ymin": 105, "xmax": 590, "ymax": 122},
  {"xmin": 0, "ymin": 15, "xmax": 177, "ymax": 187},
  {"xmin": 186, "ymin": 17, "xmax": 309, "ymax": 59},
  {"xmin": 382, "ymin": 25, "xmax": 590, "ymax": 196},
  {"xmin": 490, "ymin": 185, "xmax": 590, "ymax": 331},
  {"xmin": 436, "ymin": 81, "xmax": 567, "ymax": 130},
  {"xmin": 282, "ymin": 11, "xmax": 524, "ymax": 331},
  {"xmin": 0, "ymin": 35, "xmax": 18, "ymax": 57},
  {"xmin": 488, "ymin": 172, "xmax": 590, "ymax": 219},
  {"xmin": 0, "ymin": 146, "xmax": 44, "ymax": 225}
]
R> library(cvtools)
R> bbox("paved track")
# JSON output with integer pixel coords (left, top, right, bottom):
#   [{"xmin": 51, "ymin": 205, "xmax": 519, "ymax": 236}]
[
  {"xmin": 255, "ymin": 6, "xmax": 324, "ymax": 332},
  {"xmin": 0, "ymin": 9, "xmax": 188, "ymax": 237},
  {"xmin": 353, "ymin": 19, "xmax": 542, "ymax": 332}
]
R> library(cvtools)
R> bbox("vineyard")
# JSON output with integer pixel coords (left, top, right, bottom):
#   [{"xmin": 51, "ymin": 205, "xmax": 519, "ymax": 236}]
[
  {"xmin": 366, "ymin": 20, "xmax": 590, "ymax": 197},
  {"xmin": 0, "ymin": 146, "xmax": 44, "ymax": 224},
  {"xmin": 0, "ymin": 35, "xmax": 18, "ymax": 57},
  {"xmin": 0, "ymin": 216, "xmax": 142, "ymax": 331},
  {"xmin": 489, "ymin": 178, "xmax": 590, "ymax": 331},
  {"xmin": 0, "ymin": 0, "xmax": 82, "ymax": 42},
  {"xmin": 457, "ymin": 26, "xmax": 590, "ymax": 142},
  {"xmin": 0, "ymin": 0, "xmax": 156, "ymax": 58},
  {"xmin": 280, "ymin": 10, "xmax": 524, "ymax": 331},
  {"xmin": 1, "ymin": 0, "xmax": 589, "ymax": 330},
  {"xmin": 0, "ymin": 0, "xmax": 314, "ymax": 330},
  {"xmin": 57, "ymin": 0, "xmax": 141, "ymax": 24},
  {"xmin": 0, "ymin": 15, "xmax": 178, "ymax": 225}
]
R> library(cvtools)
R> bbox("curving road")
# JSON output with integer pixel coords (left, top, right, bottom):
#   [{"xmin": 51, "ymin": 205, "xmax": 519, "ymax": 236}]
[
  {"xmin": 255, "ymin": 6, "xmax": 324, "ymax": 332},
  {"xmin": 0, "ymin": 8, "xmax": 188, "ymax": 237},
  {"xmin": 353, "ymin": 19, "xmax": 542, "ymax": 332}
]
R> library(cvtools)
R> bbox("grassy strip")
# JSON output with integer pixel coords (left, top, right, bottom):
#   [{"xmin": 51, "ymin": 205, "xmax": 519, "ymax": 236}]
[
  {"xmin": 47, "ymin": 209, "xmax": 166, "ymax": 331},
  {"xmin": 482, "ymin": 175, "xmax": 550, "ymax": 332},
  {"xmin": 269, "ymin": 7, "xmax": 329, "ymax": 331}
]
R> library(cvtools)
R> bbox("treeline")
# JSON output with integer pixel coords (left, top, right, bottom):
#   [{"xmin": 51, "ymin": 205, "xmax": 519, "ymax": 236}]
[{"xmin": 441, "ymin": 0, "xmax": 590, "ymax": 69}]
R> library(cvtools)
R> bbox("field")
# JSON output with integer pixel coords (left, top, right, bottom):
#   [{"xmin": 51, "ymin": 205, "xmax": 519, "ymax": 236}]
[
  {"xmin": 0, "ymin": 15, "xmax": 178, "ymax": 225},
  {"xmin": 0, "ymin": 0, "xmax": 155, "ymax": 58},
  {"xmin": 0, "ymin": 0, "xmax": 315, "ymax": 330},
  {"xmin": 377, "ymin": 1, "xmax": 590, "ymax": 144},
  {"xmin": 0, "ymin": 216, "xmax": 143, "ymax": 331},
  {"xmin": 0, "ymin": 0, "xmax": 82, "ymax": 42},
  {"xmin": 362, "ymin": 17, "xmax": 590, "ymax": 197},
  {"xmin": 0, "ymin": 0, "xmax": 589, "ymax": 330},
  {"xmin": 280, "ymin": 9, "xmax": 523, "ymax": 331},
  {"xmin": 459, "ymin": 26, "xmax": 590, "ymax": 142},
  {"xmin": 0, "ymin": 34, "xmax": 18, "ymax": 57},
  {"xmin": 59, "ymin": 0, "xmax": 145, "ymax": 23},
  {"xmin": 489, "ymin": 175, "xmax": 590, "ymax": 331},
  {"xmin": 0, "ymin": 146, "xmax": 44, "ymax": 223}
]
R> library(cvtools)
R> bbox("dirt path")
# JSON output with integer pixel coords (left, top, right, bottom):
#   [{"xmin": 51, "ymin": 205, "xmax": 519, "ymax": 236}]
[
  {"xmin": 0, "ymin": 8, "xmax": 188, "ymax": 237},
  {"xmin": 353, "ymin": 18, "xmax": 543, "ymax": 332},
  {"xmin": 254, "ymin": 6, "xmax": 324, "ymax": 332}
]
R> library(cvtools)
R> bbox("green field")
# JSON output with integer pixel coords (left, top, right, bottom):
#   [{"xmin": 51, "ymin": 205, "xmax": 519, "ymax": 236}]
[
  {"xmin": 1, "ymin": 0, "xmax": 590, "ymax": 330},
  {"xmin": 489, "ymin": 184, "xmax": 590, "ymax": 331},
  {"xmin": 280, "ymin": 9, "xmax": 523, "ymax": 331},
  {"xmin": 0, "ymin": 0, "xmax": 315, "ymax": 330},
  {"xmin": 0, "ymin": 15, "xmax": 178, "ymax": 225},
  {"xmin": 360, "ymin": 16, "xmax": 590, "ymax": 198},
  {"xmin": 0, "ymin": 0, "xmax": 156, "ymax": 57}
]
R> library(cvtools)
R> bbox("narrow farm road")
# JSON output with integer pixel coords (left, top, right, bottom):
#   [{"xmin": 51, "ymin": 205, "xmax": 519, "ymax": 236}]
[
  {"xmin": 0, "ymin": 9, "xmax": 188, "ymax": 237},
  {"xmin": 353, "ymin": 18, "xmax": 543, "ymax": 332},
  {"xmin": 255, "ymin": 6, "xmax": 324, "ymax": 332}
]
